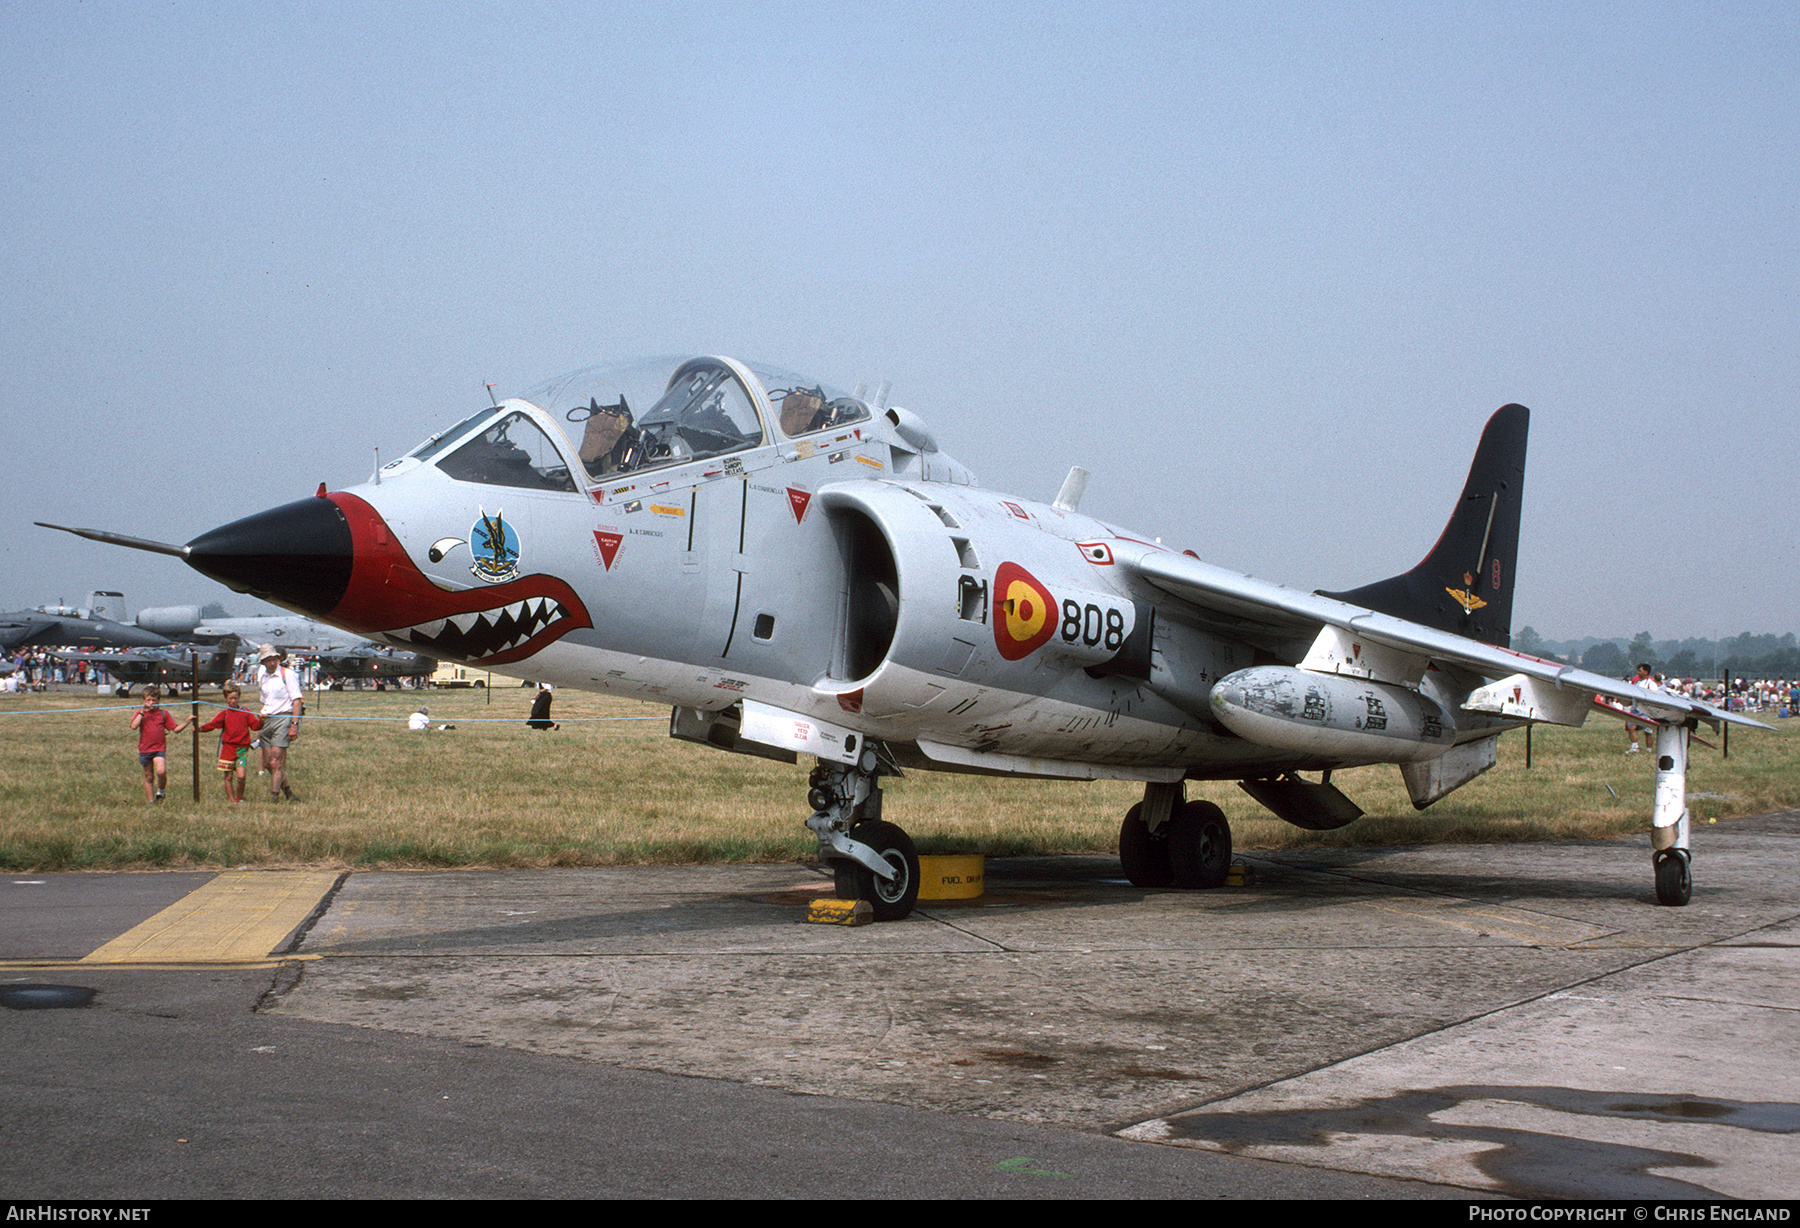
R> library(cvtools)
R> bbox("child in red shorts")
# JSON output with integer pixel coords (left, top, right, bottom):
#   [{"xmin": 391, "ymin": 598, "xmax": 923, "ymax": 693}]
[{"xmin": 200, "ymin": 683, "xmax": 263, "ymax": 803}]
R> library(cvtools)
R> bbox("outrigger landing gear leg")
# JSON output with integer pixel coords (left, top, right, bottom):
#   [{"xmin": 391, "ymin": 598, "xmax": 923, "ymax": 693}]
[
  {"xmin": 1651, "ymin": 722, "xmax": 1693, "ymax": 906},
  {"xmin": 806, "ymin": 744, "xmax": 919, "ymax": 921}
]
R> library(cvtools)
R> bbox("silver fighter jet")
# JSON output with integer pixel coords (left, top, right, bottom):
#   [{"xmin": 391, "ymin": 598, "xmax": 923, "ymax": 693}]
[{"xmin": 42, "ymin": 356, "xmax": 1763, "ymax": 919}]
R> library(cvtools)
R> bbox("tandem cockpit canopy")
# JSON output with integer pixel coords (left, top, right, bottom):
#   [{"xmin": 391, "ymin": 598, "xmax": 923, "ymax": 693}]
[{"xmin": 392, "ymin": 356, "xmax": 874, "ymax": 493}]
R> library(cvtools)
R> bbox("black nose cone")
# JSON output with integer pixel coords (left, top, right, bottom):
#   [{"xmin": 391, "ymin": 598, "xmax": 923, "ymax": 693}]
[{"xmin": 185, "ymin": 497, "xmax": 353, "ymax": 617}]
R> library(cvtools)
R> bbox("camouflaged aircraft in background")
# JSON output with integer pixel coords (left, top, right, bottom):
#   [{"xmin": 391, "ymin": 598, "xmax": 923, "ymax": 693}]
[
  {"xmin": 62, "ymin": 635, "xmax": 243, "ymax": 694},
  {"xmin": 0, "ymin": 597, "xmax": 173, "ymax": 653}
]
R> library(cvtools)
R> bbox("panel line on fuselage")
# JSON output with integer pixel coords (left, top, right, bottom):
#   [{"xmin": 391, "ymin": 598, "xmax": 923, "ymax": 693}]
[{"xmin": 721, "ymin": 570, "xmax": 745, "ymax": 659}]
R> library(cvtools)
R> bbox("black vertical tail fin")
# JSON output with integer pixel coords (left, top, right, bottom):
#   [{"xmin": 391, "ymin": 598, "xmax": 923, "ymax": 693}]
[{"xmin": 1320, "ymin": 404, "xmax": 1528, "ymax": 647}]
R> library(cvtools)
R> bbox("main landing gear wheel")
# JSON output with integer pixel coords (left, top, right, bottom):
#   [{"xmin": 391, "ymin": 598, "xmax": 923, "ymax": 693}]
[
  {"xmin": 835, "ymin": 820, "xmax": 920, "ymax": 921},
  {"xmin": 1119, "ymin": 803, "xmax": 1174, "ymax": 888},
  {"xmin": 1119, "ymin": 799, "xmax": 1232, "ymax": 889},
  {"xmin": 1654, "ymin": 848, "xmax": 1692, "ymax": 907},
  {"xmin": 1166, "ymin": 800, "xmax": 1232, "ymax": 889}
]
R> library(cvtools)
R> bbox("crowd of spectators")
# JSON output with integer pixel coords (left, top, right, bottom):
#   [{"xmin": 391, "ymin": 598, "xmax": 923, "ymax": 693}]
[
  {"xmin": 3, "ymin": 647, "xmax": 435, "ymax": 694},
  {"xmin": 1646, "ymin": 674, "xmax": 1794, "ymax": 712},
  {"xmin": 2, "ymin": 648, "xmax": 103, "ymax": 691}
]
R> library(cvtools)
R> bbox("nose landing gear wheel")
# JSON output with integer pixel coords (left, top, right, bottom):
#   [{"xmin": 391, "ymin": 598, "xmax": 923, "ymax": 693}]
[{"xmin": 836, "ymin": 820, "xmax": 920, "ymax": 921}]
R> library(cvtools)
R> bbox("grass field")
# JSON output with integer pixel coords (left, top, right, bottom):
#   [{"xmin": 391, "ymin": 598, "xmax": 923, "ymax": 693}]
[{"xmin": 1, "ymin": 684, "xmax": 1795, "ymax": 872}]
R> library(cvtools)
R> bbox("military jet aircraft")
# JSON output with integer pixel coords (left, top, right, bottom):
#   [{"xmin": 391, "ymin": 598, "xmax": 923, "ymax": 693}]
[
  {"xmin": 313, "ymin": 643, "xmax": 438, "ymax": 684},
  {"xmin": 130, "ymin": 602, "xmax": 382, "ymax": 653},
  {"xmin": 63, "ymin": 635, "xmax": 242, "ymax": 694},
  {"xmin": 41, "ymin": 355, "xmax": 1762, "ymax": 918},
  {"xmin": 0, "ymin": 603, "xmax": 174, "ymax": 652}
]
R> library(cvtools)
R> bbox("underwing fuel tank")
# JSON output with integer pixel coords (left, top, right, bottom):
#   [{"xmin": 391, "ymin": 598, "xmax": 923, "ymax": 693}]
[{"xmin": 1209, "ymin": 666, "xmax": 1455, "ymax": 763}]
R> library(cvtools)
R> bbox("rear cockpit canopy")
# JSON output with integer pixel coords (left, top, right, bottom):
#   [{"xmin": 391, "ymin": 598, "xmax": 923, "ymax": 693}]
[{"xmin": 391, "ymin": 356, "xmax": 875, "ymax": 494}]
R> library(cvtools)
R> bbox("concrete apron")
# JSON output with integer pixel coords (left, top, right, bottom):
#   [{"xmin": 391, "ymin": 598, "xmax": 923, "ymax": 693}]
[{"xmin": 266, "ymin": 815, "xmax": 1799, "ymax": 1200}]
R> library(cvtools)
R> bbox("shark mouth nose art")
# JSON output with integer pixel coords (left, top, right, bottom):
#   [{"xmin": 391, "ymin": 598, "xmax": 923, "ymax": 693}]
[
  {"xmin": 384, "ymin": 591, "xmax": 582, "ymax": 666},
  {"xmin": 312, "ymin": 491, "xmax": 593, "ymax": 667}
]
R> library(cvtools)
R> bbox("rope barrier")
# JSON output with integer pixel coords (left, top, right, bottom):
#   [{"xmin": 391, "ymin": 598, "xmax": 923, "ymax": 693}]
[
  {"xmin": 0, "ymin": 699, "xmax": 661, "ymax": 723},
  {"xmin": 0, "ymin": 702, "xmax": 150, "ymax": 716}
]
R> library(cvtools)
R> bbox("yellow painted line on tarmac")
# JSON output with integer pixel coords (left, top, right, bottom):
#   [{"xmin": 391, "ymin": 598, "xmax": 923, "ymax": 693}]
[
  {"xmin": 77, "ymin": 870, "xmax": 342, "ymax": 965},
  {"xmin": 0, "ymin": 957, "xmax": 319, "ymax": 971}
]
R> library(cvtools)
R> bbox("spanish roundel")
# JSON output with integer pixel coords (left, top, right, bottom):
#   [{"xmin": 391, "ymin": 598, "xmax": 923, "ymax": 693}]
[{"xmin": 993, "ymin": 562, "xmax": 1057, "ymax": 661}]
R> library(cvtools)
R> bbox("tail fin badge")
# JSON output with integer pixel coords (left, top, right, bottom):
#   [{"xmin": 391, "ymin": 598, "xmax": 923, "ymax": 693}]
[{"xmin": 1447, "ymin": 572, "xmax": 1488, "ymax": 614}]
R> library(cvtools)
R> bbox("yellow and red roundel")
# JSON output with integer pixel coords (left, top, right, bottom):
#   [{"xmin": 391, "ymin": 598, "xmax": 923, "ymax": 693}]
[{"xmin": 994, "ymin": 562, "xmax": 1057, "ymax": 661}]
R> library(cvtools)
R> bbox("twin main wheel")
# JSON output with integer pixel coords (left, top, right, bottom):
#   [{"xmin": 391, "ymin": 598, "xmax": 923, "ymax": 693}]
[{"xmin": 1119, "ymin": 800, "xmax": 1232, "ymax": 889}]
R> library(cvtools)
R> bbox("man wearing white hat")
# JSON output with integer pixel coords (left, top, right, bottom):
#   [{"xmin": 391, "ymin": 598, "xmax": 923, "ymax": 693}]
[{"xmin": 256, "ymin": 644, "xmax": 304, "ymax": 801}]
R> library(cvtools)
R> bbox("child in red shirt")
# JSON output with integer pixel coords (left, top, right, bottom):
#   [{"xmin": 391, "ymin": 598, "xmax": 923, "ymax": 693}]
[
  {"xmin": 130, "ymin": 686, "xmax": 192, "ymax": 803},
  {"xmin": 200, "ymin": 682, "xmax": 263, "ymax": 803}
]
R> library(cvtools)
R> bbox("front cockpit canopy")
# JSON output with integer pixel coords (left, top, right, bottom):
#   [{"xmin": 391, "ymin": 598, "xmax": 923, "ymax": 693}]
[
  {"xmin": 397, "ymin": 356, "xmax": 875, "ymax": 494},
  {"xmin": 436, "ymin": 412, "xmax": 580, "ymax": 492}
]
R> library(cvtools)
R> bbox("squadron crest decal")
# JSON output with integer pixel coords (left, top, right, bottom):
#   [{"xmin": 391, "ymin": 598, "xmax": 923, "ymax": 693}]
[
  {"xmin": 593, "ymin": 529, "xmax": 622, "ymax": 571},
  {"xmin": 470, "ymin": 508, "xmax": 520, "ymax": 583},
  {"xmin": 786, "ymin": 485, "xmax": 812, "ymax": 523}
]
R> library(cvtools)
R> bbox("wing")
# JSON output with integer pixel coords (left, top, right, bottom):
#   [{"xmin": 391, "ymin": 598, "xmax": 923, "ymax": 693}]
[{"xmin": 1125, "ymin": 547, "xmax": 1765, "ymax": 732}]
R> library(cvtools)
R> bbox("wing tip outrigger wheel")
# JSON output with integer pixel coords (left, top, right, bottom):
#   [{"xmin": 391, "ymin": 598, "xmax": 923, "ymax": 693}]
[
  {"xmin": 1653, "ymin": 848, "xmax": 1692, "ymax": 907},
  {"xmin": 1650, "ymin": 722, "xmax": 1694, "ymax": 907}
]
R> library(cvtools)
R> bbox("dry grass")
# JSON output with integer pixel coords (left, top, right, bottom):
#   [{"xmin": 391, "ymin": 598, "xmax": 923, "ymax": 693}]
[{"xmin": 1, "ymin": 685, "xmax": 1795, "ymax": 871}]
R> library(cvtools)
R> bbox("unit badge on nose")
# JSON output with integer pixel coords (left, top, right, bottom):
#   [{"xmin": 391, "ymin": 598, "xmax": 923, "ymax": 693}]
[{"xmin": 470, "ymin": 508, "xmax": 520, "ymax": 583}]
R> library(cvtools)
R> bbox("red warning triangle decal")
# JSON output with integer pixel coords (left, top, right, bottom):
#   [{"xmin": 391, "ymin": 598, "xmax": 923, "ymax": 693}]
[
  {"xmin": 786, "ymin": 487, "xmax": 812, "ymax": 523},
  {"xmin": 594, "ymin": 530, "xmax": 622, "ymax": 571}
]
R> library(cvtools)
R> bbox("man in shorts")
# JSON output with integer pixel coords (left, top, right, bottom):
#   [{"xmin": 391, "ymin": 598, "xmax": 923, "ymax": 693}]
[{"xmin": 256, "ymin": 645, "xmax": 304, "ymax": 801}]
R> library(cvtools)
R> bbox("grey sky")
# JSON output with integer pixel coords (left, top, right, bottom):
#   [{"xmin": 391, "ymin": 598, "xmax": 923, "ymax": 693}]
[{"xmin": 4, "ymin": 1, "xmax": 1794, "ymax": 641}]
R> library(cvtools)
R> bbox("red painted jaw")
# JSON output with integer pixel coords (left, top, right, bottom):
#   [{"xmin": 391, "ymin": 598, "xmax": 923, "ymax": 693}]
[{"xmin": 327, "ymin": 492, "xmax": 593, "ymax": 667}]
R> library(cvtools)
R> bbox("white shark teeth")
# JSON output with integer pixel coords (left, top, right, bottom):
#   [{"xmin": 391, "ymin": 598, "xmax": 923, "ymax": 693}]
[{"xmin": 384, "ymin": 597, "xmax": 569, "ymax": 660}]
